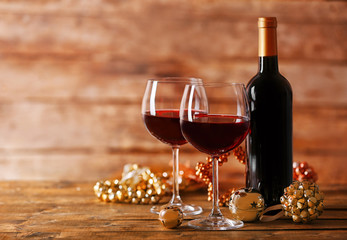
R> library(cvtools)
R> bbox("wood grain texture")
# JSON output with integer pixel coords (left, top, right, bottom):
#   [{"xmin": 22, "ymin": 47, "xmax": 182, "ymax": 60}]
[
  {"xmin": 0, "ymin": 103, "xmax": 345, "ymax": 151},
  {"xmin": 0, "ymin": 0, "xmax": 345, "ymax": 182},
  {"xmin": 0, "ymin": 181, "xmax": 346, "ymax": 239},
  {"xmin": 0, "ymin": 60, "xmax": 346, "ymax": 105},
  {"xmin": 0, "ymin": 0, "xmax": 345, "ymax": 61}
]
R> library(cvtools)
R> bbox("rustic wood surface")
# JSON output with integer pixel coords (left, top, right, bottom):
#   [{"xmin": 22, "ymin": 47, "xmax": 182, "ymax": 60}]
[
  {"xmin": 0, "ymin": 180, "xmax": 346, "ymax": 239},
  {"xmin": 0, "ymin": 0, "xmax": 346, "ymax": 184}
]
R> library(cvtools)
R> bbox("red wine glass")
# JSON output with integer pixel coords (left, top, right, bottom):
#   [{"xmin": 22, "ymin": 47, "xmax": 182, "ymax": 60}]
[
  {"xmin": 180, "ymin": 83, "xmax": 250, "ymax": 230},
  {"xmin": 142, "ymin": 77, "xmax": 203, "ymax": 215}
]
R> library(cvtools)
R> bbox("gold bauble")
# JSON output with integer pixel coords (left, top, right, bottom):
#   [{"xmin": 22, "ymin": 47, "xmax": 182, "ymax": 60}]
[
  {"xmin": 158, "ymin": 206, "xmax": 183, "ymax": 229},
  {"xmin": 229, "ymin": 188, "xmax": 265, "ymax": 222},
  {"xmin": 281, "ymin": 181, "xmax": 324, "ymax": 223}
]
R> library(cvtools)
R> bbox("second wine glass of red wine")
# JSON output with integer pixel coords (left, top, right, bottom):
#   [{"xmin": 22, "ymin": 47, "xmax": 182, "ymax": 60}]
[
  {"xmin": 142, "ymin": 77, "xmax": 203, "ymax": 216},
  {"xmin": 180, "ymin": 82, "xmax": 250, "ymax": 230}
]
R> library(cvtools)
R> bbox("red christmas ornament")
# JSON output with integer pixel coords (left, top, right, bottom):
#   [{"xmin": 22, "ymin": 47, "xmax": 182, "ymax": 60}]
[{"xmin": 293, "ymin": 161, "xmax": 318, "ymax": 182}]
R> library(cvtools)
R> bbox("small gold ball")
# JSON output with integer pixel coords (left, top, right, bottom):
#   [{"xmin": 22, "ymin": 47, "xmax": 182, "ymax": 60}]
[
  {"xmin": 292, "ymin": 181, "xmax": 299, "ymax": 189},
  {"xmin": 102, "ymin": 193, "xmax": 110, "ymax": 202},
  {"xmin": 292, "ymin": 207, "xmax": 300, "ymax": 216},
  {"xmin": 155, "ymin": 188, "xmax": 163, "ymax": 196},
  {"xmin": 136, "ymin": 190, "xmax": 145, "ymax": 199},
  {"xmin": 146, "ymin": 189, "xmax": 154, "ymax": 196},
  {"xmin": 136, "ymin": 181, "xmax": 147, "ymax": 190},
  {"xmin": 297, "ymin": 198, "xmax": 306, "ymax": 209},
  {"xmin": 159, "ymin": 207, "xmax": 183, "ymax": 229},
  {"xmin": 294, "ymin": 189, "xmax": 303, "ymax": 198},
  {"xmin": 308, "ymin": 207, "xmax": 316, "ymax": 215},
  {"xmin": 292, "ymin": 214, "xmax": 301, "ymax": 223},
  {"xmin": 307, "ymin": 197, "xmax": 317, "ymax": 208},
  {"xmin": 150, "ymin": 195, "xmax": 160, "ymax": 204},
  {"xmin": 96, "ymin": 192, "xmax": 102, "ymax": 199},
  {"xmin": 116, "ymin": 190, "xmax": 124, "ymax": 201},
  {"xmin": 300, "ymin": 210, "xmax": 309, "ymax": 219},
  {"xmin": 94, "ymin": 182, "xmax": 103, "ymax": 192},
  {"xmin": 284, "ymin": 211, "xmax": 292, "ymax": 217},
  {"xmin": 280, "ymin": 196, "xmax": 286, "ymax": 204},
  {"xmin": 317, "ymin": 202, "xmax": 324, "ymax": 212},
  {"xmin": 304, "ymin": 190, "xmax": 313, "ymax": 198},
  {"xmin": 113, "ymin": 179, "xmax": 120, "ymax": 185},
  {"xmin": 302, "ymin": 181, "xmax": 310, "ymax": 190},
  {"xmin": 148, "ymin": 178, "xmax": 154, "ymax": 185},
  {"xmin": 108, "ymin": 192, "xmax": 115, "ymax": 202},
  {"xmin": 127, "ymin": 191, "xmax": 134, "ymax": 199},
  {"xmin": 141, "ymin": 197, "xmax": 150, "ymax": 205},
  {"xmin": 104, "ymin": 180, "xmax": 112, "ymax": 187}
]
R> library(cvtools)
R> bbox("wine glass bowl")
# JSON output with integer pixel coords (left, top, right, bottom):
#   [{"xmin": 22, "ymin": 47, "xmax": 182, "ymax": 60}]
[
  {"xmin": 142, "ymin": 77, "xmax": 203, "ymax": 216},
  {"xmin": 180, "ymin": 82, "xmax": 250, "ymax": 230}
]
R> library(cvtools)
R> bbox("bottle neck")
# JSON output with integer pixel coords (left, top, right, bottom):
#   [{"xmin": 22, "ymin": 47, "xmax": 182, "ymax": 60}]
[
  {"xmin": 258, "ymin": 25, "xmax": 278, "ymax": 74},
  {"xmin": 259, "ymin": 56, "xmax": 279, "ymax": 73}
]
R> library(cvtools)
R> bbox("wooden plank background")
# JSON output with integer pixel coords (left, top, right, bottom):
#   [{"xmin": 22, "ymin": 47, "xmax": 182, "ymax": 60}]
[{"xmin": 0, "ymin": 0, "xmax": 346, "ymax": 186}]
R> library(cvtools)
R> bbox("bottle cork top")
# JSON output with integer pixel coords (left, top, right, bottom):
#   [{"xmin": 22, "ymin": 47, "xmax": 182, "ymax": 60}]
[{"xmin": 258, "ymin": 17, "xmax": 277, "ymax": 28}]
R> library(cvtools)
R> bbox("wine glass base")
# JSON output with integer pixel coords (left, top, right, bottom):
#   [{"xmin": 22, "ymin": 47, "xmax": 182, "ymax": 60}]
[
  {"xmin": 150, "ymin": 202, "xmax": 203, "ymax": 216},
  {"xmin": 188, "ymin": 216, "xmax": 244, "ymax": 230}
]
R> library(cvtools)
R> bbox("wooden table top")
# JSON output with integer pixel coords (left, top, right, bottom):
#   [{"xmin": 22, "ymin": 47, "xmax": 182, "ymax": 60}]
[{"xmin": 0, "ymin": 181, "xmax": 346, "ymax": 239}]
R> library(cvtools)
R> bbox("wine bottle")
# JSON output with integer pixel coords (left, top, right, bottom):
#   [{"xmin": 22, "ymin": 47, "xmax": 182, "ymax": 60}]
[{"xmin": 246, "ymin": 17, "xmax": 293, "ymax": 207}]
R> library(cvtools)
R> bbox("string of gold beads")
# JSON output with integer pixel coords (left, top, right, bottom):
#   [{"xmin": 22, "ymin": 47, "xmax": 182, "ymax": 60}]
[
  {"xmin": 195, "ymin": 146, "xmax": 247, "ymax": 206},
  {"xmin": 94, "ymin": 174, "xmax": 167, "ymax": 204},
  {"xmin": 233, "ymin": 146, "xmax": 247, "ymax": 164}
]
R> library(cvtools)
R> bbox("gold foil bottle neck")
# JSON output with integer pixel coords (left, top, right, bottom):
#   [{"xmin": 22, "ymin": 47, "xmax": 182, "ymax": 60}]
[
  {"xmin": 258, "ymin": 17, "xmax": 278, "ymax": 57},
  {"xmin": 258, "ymin": 17, "xmax": 277, "ymax": 28}
]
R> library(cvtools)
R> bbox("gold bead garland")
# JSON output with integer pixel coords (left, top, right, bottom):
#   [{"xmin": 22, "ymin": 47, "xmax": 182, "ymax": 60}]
[
  {"xmin": 233, "ymin": 146, "xmax": 247, "ymax": 164},
  {"xmin": 195, "ymin": 146, "xmax": 247, "ymax": 206},
  {"xmin": 95, "ymin": 146, "xmax": 247, "ymax": 206},
  {"xmin": 94, "ymin": 164, "xmax": 168, "ymax": 204}
]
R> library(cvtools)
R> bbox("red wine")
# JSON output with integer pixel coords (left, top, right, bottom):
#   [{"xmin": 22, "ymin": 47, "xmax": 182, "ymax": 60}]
[
  {"xmin": 143, "ymin": 110, "xmax": 187, "ymax": 146},
  {"xmin": 246, "ymin": 17, "xmax": 293, "ymax": 207},
  {"xmin": 181, "ymin": 114, "xmax": 249, "ymax": 156}
]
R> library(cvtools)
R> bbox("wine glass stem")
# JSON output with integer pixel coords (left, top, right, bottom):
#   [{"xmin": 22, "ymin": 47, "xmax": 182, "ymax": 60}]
[
  {"xmin": 210, "ymin": 156, "xmax": 223, "ymax": 217},
  {"xmin": 170, "ymin": 146, "xmax": 182, "ymax": 204}
]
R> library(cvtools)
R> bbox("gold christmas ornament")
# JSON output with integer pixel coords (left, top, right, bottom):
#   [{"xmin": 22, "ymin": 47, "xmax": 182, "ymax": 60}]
[
  {"xmin": 229, "ymin": 188, "xmax": 265, "ymax": 222},
  {"xmin": 281, "ymin": 181, "xmax": 324, "ymax": 223},
  {"xmin": 158, "ymin": 206, "xmax": 184, "ymax": 229},
  {"xmin": 94, "ymin": 164, "xmax": 169, "ymax": 204}
]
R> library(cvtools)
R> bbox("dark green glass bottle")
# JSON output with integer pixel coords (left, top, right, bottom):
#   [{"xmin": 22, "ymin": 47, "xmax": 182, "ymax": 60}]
[{"xmin": 246, "ymin": 17, "xmax": 293, "ymax": 207}]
